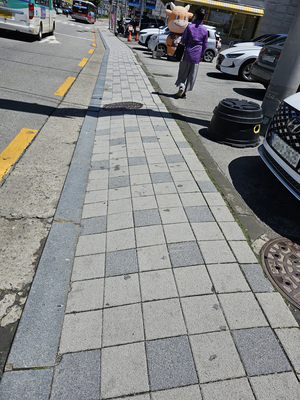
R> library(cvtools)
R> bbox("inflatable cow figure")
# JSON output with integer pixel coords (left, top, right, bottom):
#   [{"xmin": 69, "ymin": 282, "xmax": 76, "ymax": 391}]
[{"xmin": 165, "ymin": 3, "xmax": 193, "ymax": 59}]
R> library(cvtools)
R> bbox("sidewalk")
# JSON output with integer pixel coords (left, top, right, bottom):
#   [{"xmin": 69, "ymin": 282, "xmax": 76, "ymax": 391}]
[{"xmin": 1, "ymin": 29, "xmax": 300, "ymax": 400}]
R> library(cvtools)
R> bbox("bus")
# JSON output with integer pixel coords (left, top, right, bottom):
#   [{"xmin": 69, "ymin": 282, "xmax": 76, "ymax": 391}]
[
  {"xmin": 72, "ymin": 0, "xmax": 96, "ymax": 24},
  {"xmin": 0, "ymin": 0, "xmax": 55, "ymax": 40}
]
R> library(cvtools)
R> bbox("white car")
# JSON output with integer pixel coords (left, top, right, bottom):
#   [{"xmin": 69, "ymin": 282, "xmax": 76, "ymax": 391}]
[
  {"xmin": 229, "ymin": 34, "xmax": 287, "ymax": 48},
  {"xmin": 138, "ymin": 26, "xmax": 169, "ymax": 47},
  {"xmin": 148, "ymin": 26, "xmax": 221, "ymax": 62},
  {"xmin": 216, "ymin": 46, "xmax": 261, "ymax": 81},
  {"xmin": 259, "ymin": 92, "xmax": 300, "ymax": 201}
]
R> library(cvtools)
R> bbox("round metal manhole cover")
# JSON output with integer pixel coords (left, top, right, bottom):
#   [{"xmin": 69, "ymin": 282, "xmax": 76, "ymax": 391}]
[
  {"xmin": 103, "ymin": 102, "xmax": 143, "ymax": 111},
  {"xmin": 262, "ymin": 237, "xmax": 300, "ymax": 308}
]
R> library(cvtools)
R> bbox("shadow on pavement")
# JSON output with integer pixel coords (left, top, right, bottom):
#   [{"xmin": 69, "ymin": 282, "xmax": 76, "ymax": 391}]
[
  {"xmin": 228, "ymin": 155, "xmax": 300, "ymax": 244},
  {"xmin": 233, "ymin": 87, "xmax": 265, "ymax": 102}
]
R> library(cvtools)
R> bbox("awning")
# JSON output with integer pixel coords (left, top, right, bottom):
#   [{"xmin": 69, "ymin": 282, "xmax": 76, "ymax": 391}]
[{"xmin": 164, "ymin": 1, "xmax": 264, "ymax": 17}]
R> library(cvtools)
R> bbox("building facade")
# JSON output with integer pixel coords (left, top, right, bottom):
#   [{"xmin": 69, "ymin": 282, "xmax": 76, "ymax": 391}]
[{"xmin": 151, "ymin": 0, "xmax": 299, "ymax": 43}]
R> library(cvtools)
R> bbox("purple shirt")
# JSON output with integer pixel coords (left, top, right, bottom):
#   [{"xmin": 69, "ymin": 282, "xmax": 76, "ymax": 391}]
[{"xmin": 181, "ymin": 21, "xmax": 208, "ymax": 64}]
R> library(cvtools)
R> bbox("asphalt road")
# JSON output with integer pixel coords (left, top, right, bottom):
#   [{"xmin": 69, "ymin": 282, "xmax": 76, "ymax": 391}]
[
  {"xmin": 0, "ymin": 14, "xmax": 98, "ymax": 153},
  {"xmin": 123, "ymin": 38, "xmax": 300, "ymax": 246}
]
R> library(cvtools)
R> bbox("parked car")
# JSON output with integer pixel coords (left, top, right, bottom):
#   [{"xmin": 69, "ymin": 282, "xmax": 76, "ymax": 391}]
[
  {"xmin": 55, "ymin": 7, "xmax": 63, "ymax": 14},
  {"xmin": 250, "ymin": 42, "xmax": 285, "ymax": 88},
  {"xmin": 259, "ymin": 92, "xmax": 300, "ymax": 201},
  {"xmin": 138, "ymin": 26, "xmax": 169, "ymax": 47},
  {"xmin": 148, "ymin": 26, "xmax": 221, "ymax": 62},
  {"xmin": 216, "ymin": 46, "xmax": 261, "ymax": 81},
  {"xmin": 228, "ymin": 33, "xmax": 284, "ymax": 48},
  {"xmin": 62, "ymin": 7, "xmax": 72, "ymax": 16},
  {"xmin": 229, "ymin": 34, "xmax": 287, "ymax": 48},
  {"xmin": 124, "ymin": 17, "xmax": 165, "ymax": 37},
  {"xmin": 216, "ymin": 35, "xmax": 286, "ymax": 81}
]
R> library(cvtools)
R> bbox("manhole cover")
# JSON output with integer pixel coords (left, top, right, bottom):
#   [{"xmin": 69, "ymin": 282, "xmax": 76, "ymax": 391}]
[
  {"xmin": 103, "ymin": 102, "xmax": 143, "ymax": 111},
  {"xmin": 262, "ymin": 237, "xmax": 300, "ymax": 308}
]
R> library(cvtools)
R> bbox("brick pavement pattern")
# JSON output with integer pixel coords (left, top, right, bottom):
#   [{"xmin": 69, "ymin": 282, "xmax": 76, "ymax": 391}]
[{"xmin": 1, "ymin": 29, "xmax": 300, "ymax": 400}]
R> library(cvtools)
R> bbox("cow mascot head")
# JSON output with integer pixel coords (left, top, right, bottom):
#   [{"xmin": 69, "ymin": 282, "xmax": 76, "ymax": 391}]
[{"xmin": 165, "ymin": 3, "xmax": 193, "ymax": 59}]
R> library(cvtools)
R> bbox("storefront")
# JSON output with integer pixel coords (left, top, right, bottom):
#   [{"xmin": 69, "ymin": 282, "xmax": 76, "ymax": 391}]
[{"xmin": 177, "ymin": 0, "xmax": 264, "ymax": 42}]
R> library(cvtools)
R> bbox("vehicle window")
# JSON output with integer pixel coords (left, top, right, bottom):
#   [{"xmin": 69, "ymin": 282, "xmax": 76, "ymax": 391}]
[{"xmin": 36, "ymin": 0, "xmax": 49, "ymax": 6}]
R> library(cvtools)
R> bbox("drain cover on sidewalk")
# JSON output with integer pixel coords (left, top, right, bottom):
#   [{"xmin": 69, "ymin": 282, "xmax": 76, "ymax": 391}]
[
  {"xmin": 103, "ymin": 102, "xmax": 143, "ymax": 111},
  {"xmin": 262, "ymin": 237, "xmax": 300, "ymax": 308}
]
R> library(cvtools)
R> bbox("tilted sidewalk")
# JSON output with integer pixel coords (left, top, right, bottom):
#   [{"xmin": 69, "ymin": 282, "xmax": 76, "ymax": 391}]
[{"xmin": 1, "ymin": 29, "xmax": 300, "ymax": 399}]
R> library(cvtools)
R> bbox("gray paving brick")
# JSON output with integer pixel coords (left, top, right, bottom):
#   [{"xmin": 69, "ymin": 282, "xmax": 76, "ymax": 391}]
[
  {"xmin": 50, "ymin": 350, "xmax": 100, "ymax": 400},
  {"xmin": 102, "ymin": 303, "xmax": 144, "ymax": 346},
  {"xmin": 0, "ymin": 369, "xmax": 53, "ymax": 400},
  {"xmin": 104, "ymin": 273, "xmax": 141, "ymax": 307},
  {"xmin": 91, "ymin": 159, "xmax": 109, "ymax": 170},
  {"xmin": 185, "ymin": 206, "xmax": 214, "ymax": 223},
  {"xmin": 196, "ymin": 180, "xmax": 218, "ymax": 193},
  {"xmin": 201, "ymin": 378, "xmax": 255, "ymax": 400},
  {"xmin": 168, "ymin": 241, "xmax": 204, "ymax": 267},
  {"xmin": 110, "ymin": 138, "xmax": 126, "ymax": 146},
  {"xmin": 229, "ymin": 241, "xmax": 258, "ymax": 264},
  {"xmin": 190, "ymin": 331, "xmax": 245, "ymax": 383},
  {"xmin": 198, "ymin": 240, "xmax": 235, "ymax": 264},
  {"xmin": 232, "ymin": 327, "xmax": 292, "ymax": 376},
  {"xmin": 181, "ymin": 295, "xmax": 228, "ymax": 334},
  {"xmin": 159, "ymin": 207, "xmax": 188, "ymax": 224},
  {"xmin": 71, "ymin": 253, "xmax": 105, "ymax": 281},
  {"xmin": 134, "ymin": 209, "xmax": 161, "ymax": 227},
  {"xmin": 106, "ymin": 228, "xmax": 135, "ymax": 252},
  {"xmin": 107, "ymin": 211, "xmax": 134, "ymax": 231},
  {"xmin": 240, "ymin": 264, "xmax": 274, "ymax": 292},
  {"xmin": 257, "ymin": 293, "xmax": 298, "ymax": 328},
  {"xmin": 105, "ymin": 248, "xmax": 138, "ymax": 277},
  {"xmin": 143, "ymin": 298, "xmax": 186, "ymax": 340},
  {"xmin": 142, "ymin": 136, "xmax": 158, "ymax": 142},
  {"xmin": 151, "ymin": 172, "xmax": 173, "ymax": 183},
  {"xmin": 146, "ymin": 336, "xmax": 198, "ymax": 391},
  {"xmin": 82, "ymin": 201, "xmax": 107, "ymax": 218},
  {"xmin": 165, "ymin": 154, "xmax": 184, "ymax": 163},
  {"xmin": 128, "ymin": 156, "xmax": 147, "ymax": 166},
  {"xmin": 80, "ymin": 216, "xmax": 107, "ymax": 235},
  {"xmin": 207, "ymin": 263, "xmax": 250, "ymax": 293},
  {"xmin": 176, "ymin": 141, "xmax": 190, "ymax": 148},
  {"xmin": 75, "ymin": 233, "xmax": 106, "ymax": 257},
  {"xmin": 109, "ymin": 175, "xmax": 130, "ymax": 189},
  {"xmin": 101, "ymin": 342, "xmax": 149, "ymax": 398}
]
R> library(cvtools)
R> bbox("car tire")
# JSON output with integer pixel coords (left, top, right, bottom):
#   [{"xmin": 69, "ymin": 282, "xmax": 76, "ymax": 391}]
[
  {"xmin": 156, "ymin": 43, "xmax": 166, "ymax": 57},
  {"xmin": 203, "ymin": 49, "xmax": 215, "ymax": 63},
  {"xmin": 37, "ymin": 24, "xmax": 42, "ymax": 41},
  {"xmin": 239, "ymin": 59, "xmax": 255, "ymax": 81},
  {"xmin": 50, "ymin": 22, "xmax": 55, "ymax": 35}
]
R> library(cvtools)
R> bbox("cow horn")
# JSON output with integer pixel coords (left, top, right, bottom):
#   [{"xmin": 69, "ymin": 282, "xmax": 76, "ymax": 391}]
[
  {"xmin": 170, "ymin": 2, "xmax": 175, "ymax": 10},
  {"xmin": 185, "ymin": 4, "xmax": 190, "ymax": 10}
]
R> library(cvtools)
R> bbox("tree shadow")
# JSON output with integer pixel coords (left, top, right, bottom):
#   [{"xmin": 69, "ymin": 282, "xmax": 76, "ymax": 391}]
[{"xmin": 233, "ymin": 87, "xmax": 265, "ymax": 102}]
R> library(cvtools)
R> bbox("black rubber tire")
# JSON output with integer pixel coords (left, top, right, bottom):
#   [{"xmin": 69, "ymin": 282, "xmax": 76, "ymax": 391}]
[
  {"xmin": 155, "ymin": 43, "xmax": 167, "ymax": 57},
  {"xmin": 37, "ymin": 24, "xmax": 42, "ymax": 41},
  {"xmin": 239, "ymin": 59, "xmax": 255, "ymax": 81},
  {"xmin": 203, "ymin": 49, "xmax": 215, "ymax": 63}
]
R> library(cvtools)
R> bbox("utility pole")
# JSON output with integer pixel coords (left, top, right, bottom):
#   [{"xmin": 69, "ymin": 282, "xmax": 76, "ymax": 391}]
[
  {"xmin": 114, "ymin": 0, "xmax": 119, "ymax": 35},
  {"xmin": 260, "ymin": 2, "xmax": 300, "ymax": 136}
]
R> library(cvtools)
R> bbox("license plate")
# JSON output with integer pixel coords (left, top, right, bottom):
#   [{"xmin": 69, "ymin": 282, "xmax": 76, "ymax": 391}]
[
  {"xmin": 271, "ymin": 133, "xmax": 300, "ymax": 168},
  {"xmin": 262, "ymin": 54, "xmax": 275, "ymax": 63}
]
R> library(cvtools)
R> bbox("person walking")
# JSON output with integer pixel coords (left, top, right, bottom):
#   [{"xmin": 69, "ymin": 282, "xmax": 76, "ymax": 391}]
[{"xmin": 175, "ymin": 7, "xmax": 208, "ymax": 99}]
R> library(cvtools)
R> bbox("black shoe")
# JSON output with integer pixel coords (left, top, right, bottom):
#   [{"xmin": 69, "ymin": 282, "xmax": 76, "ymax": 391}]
[{"xmin": 181, "ymin": 93, "xmax": 186, "ymax": 99}]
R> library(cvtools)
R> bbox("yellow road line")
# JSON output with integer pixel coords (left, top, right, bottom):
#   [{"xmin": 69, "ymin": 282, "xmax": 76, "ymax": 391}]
[
  {"xmin": 92, "ymin": 43, "xmax": 96, "ymax": 47},
  {"xmin": 88, "ymin": 49, "xmax": 94, "ymax": 54},
  {"xmin": 0, "ymin": 128, "xmax": 38, "ymax": 180},
  {"xmin": 54, "ymin": 77, "xmax": 76, "ymax": 96},
  {"xmin": 78, "ymin": 58, "xmax": 88, "ymax": 67}
]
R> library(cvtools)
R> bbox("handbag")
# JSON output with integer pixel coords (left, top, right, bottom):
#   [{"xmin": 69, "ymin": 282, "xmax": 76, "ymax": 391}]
[{"xmin": 174, "ymin": 43, "xmax": 185, "ymax": 61}]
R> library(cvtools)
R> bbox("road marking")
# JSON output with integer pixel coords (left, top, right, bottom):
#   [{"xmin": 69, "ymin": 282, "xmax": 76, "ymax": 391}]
[
  {"xmin": 54, "ymin": 77, "xmax": 76, "ymax": 96},
  {"xmin": 88, "ymin": 49, "xmax": 94, "ymax": 54},
  {"xmin": 54, "ymin": 32, "xmax": 91, "ymax": 41},
  {"xmin": 78, "ymin": 58, "xmax": 88, "ymax": 67},
  {"xmin": 92, "ymin": 43, "xmax": 96, "ymax": 47},
  {"xmin": 0, "ymin": 129, "xmax": 38, "ymax": 180}
]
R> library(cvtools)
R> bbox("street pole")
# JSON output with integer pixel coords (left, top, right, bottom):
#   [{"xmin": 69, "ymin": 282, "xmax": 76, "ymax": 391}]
[
  {"xmin": 114, "ymin": 0, "xmax": 119, "ymax": 35},
  {"xmin": 139, "ymin": 0, "xmax": 144, "ymax": 27},
  {"xmin": 260, "ymin": 2, "xmax": 300, "ymax": 136}
]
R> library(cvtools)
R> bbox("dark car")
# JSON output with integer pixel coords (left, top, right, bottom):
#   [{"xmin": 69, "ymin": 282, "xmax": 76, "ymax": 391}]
[
  {"xmin": 124, "ymin": 16, "xmax": 165, "ymax": 37},
  {"xmin": 62, "ymin": 7, "xmax": 72, "ymax": 16},
  {"xmin": 250, "ymin": 42, "xmax": 285, "ymax": 88}
]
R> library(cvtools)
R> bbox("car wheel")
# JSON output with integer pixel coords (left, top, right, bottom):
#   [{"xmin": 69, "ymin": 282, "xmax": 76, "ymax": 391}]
[
  {"xmin": 50, "ymin": 22, "xmax": 55, "ymax": 35},
  {"xmin": 203, "ymin": 49, "xmax": 215, "ymax": 63},
  {"xmin": 156, "ymin": 43, "xmax": 166, "ymax": 57},
  {"xmin": 37, "ymin": 24, "xmax": 42, "ymax": 41},
  {"xmin": 239, "ymin": 59, "xmax": 255, "ymax": 81}
]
